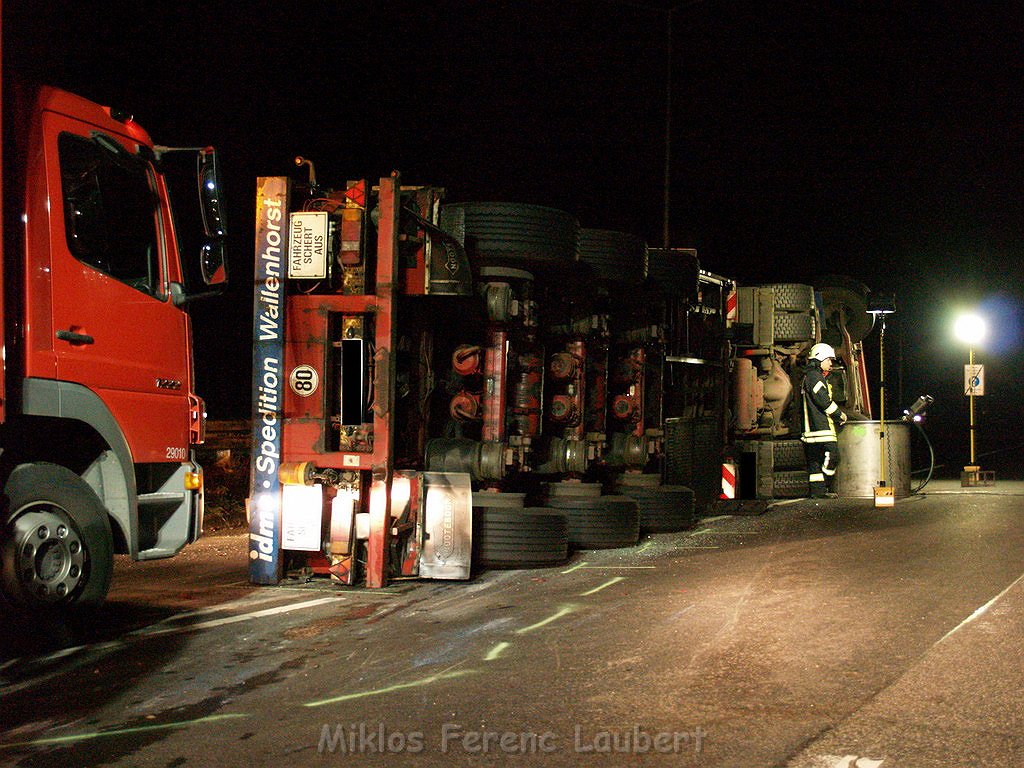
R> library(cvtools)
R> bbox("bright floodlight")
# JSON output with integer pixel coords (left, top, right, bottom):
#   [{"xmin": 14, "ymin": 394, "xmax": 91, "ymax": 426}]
[{"xmin": 953, "ymin": 312, "xmax": 987, "ymax": 346}]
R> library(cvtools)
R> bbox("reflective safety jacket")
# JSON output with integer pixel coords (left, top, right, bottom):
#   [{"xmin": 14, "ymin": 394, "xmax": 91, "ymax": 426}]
[{"xmin": 801, "ymin": 362, "xmax": 840, "ymax": 443}]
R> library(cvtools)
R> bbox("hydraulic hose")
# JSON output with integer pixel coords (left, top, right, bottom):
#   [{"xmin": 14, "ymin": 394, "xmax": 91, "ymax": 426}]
[{"xmin": 910, "ymin": 420, "xmax": 935, "ymax": 493}]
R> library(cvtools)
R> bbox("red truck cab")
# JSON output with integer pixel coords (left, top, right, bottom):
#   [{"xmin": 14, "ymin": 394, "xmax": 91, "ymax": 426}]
[{"xmin": 0, "ymin": 78, "xmax": 227, "ymax": 614}]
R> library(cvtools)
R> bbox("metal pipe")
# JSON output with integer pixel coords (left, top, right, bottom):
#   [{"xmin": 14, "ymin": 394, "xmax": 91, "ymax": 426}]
[
  {"xmin": 565, "ymin": 339, "xmax": 587, "ymax": 442},
  {"xmin": 482, "ymin": 327, "xmax": 509, "ymax": 443}
]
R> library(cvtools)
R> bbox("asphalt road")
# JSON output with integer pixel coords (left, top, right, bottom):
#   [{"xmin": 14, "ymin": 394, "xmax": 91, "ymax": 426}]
[{"xmin": 2, "ymin": 481, "xmax": 1023, "ymax": 767}]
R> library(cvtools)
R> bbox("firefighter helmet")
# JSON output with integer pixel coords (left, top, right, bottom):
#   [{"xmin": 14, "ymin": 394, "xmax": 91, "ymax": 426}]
[{"xmin": 809, "ymin": 343, "xmax": 836, "ymax": 362}]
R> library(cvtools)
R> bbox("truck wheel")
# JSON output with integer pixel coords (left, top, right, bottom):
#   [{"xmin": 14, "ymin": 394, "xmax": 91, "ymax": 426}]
[
  {"xmin": 473, "ymin": 507, "xmax": 570, "ymax": 569},
  {"xmin": 771, "ymin": 439, "xmax": 807, "ymax": 471},
  {"xmin": 764, "ymin": 283, "xmax": 815, "ymax": 312},
  {"xmin": 613, "ymin": 472, "xmax": 662, "ymax": 489},
  {"xmin": 616, "ymin": 485, "xmax": 696, "ymax": 533},
  {"xmin": 773, "ymin": 311, "xmax": 815, "ymax": 342},
  {"xmin": 471, "ymin": 491, "xmax": 526, "ymax": 509},
  {"xmin": 543, "ymin": 481, "xmax": 603, "ymax": 499},
  {"xmin": 441, "ymin": 202, "xmax": 579, "ymax": 270},
  {"xmin": 544, "ymin": 495, "xmax": 641, "ymax": 550},
  {"xmin": 0, "ymin": 463, "xmax": 113, "ymax": 612},
  {"xmin": 772, "ymin": 470, "xmax": 810, "ymax": 498},
  {"xmin": 577, "ymin": 229, "xmax": 646, "ymax": 284}
]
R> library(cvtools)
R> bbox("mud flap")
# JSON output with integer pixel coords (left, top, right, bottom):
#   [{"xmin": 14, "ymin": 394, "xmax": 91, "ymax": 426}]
[{"xmin": 418, "ymin": 472, "xmax": 473, "ymax": 580}]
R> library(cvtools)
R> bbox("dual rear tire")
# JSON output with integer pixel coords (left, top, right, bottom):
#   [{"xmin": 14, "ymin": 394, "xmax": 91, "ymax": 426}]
[
  {"xmin": 473, "ymin": 489, "xmax": 643, "ymax": 568},
  {"xmin": 473, "ymin": 507, "xmax": 569, "ymax": 568}
]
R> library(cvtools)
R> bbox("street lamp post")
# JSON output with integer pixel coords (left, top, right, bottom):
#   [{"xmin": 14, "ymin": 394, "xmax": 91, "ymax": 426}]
[{"xmin": 953, "ymin": 312, "xmax": 987, "ymax": 481}]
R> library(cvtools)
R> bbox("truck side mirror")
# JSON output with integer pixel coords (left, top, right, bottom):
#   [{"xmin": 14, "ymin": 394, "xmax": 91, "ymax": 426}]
[
  {"xmin": 200, "ymin": 240, "xmax": 227, "ymax": 286},
  {"xmin": 198, "ymin": 147, "xmax": 228, "ymax": 287}
]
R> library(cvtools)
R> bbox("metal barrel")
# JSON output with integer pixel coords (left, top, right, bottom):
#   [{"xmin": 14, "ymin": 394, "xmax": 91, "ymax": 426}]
[{"xmin": 834, "ymin": 420, "xmax": 912, "ymax": 497}]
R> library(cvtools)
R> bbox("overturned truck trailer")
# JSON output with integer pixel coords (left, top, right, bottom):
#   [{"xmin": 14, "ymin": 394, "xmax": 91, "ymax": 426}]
[{"xmin": 246, "ymin": 168, "xmax": 736, "ymax": 588}]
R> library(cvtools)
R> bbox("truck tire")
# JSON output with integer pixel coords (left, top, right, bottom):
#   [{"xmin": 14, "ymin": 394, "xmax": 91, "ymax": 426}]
[
  {"xmin": 613, "ymin": 472, "xmax": 662, "ymax": 489},
  {"xmin": 577, "ymin": 228, "xmax": 646, "ymax": 283},
  {"xmin": 442, "ymin": 202, "xmax": 579, "ymax": 269},
  {"xmin": 543, "ymin": 481, "xmax": 603, "ymax": 499},
  {"xmin": 471, "ymin": 491, "xmax": 526, "ymax": 509},
  {"xmin": 772, "ymin": 470, "xmax": 810, "ymax": 498},
  {"xmin": 0, "ymin": 463, "xmax": 113, "ymax": 612},
  {"xmin": 646, "ymin": 248, "xmax": 699, "ymax": 300},
  {"xmin": 773, "ymin": 311, "xmax": 815, "ymax": 342},
  {"xmin": 771, "ymin": 439, "xmax": 806, "ymax": 471},
  {"xmin": 616, "ymin": 485, "xmax": 696, "ymax": 533},
  {"xmin": 473, "ymin": 507, "xmax": 569, "ymax": 568},
  {"xmin": 764, "ymin": 283, "xmax": 814, "ymax": 312},
  {"xmin": 544, "ymin": 495, "xmax": 640, "ymax": 550}
]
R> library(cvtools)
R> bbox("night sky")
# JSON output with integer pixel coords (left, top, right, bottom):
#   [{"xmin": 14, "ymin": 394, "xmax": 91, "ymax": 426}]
[{"xmin": 7, "ymin": 1, "xmax": 1024, "ymax": 475}]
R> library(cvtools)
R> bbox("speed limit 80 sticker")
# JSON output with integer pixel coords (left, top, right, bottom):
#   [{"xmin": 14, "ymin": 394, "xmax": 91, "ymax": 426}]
[{"xmin": 289, "ymin": 364, "xmax": 319, "ymax": 397}]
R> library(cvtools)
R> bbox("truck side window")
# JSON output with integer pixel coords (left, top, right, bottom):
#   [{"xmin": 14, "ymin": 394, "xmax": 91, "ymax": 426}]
[{"xmin": 58, "ymin": 132, "xmax": 160, "ymax": 296}]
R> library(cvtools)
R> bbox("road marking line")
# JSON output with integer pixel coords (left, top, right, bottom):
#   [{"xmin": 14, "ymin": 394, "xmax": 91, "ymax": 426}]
[
  {"xmin": 579, "ymin": 577, "xmax": 625, "ymax": 596},
  {"xmin": 576, "ymin": 565, "xmax": 656, "ymax": 569},
  {"xmin": 692, "ymin": 529, "xmax": 763, "ymax": 535},
  {"xmin": 939, "ymin": 569, "xmax": 1024, "ymax": 644},
  {"xmin": 0, "ymin": 713, "xmax": 249, "ymax": 750},
  {"xmin": 304, "ymin": 668, "xmax": 474, "ymax": 707},
  {"xmin": 561, "ymin": 561, "xmax": 588, "ymax": 574},
  {"xmin": 131, "ymin": 596, "xmax": 343, "ymax": 638},
  {"xmin": 484, "ymin": 641, "xmax": 511, "ymax": 661},
  {"xmin": 515, "ymin": 605, "xmax": 576, "ymax": 634},
  {"xmin": 134, "ymin": 591, "xmax": 304, "ymax": 629}
]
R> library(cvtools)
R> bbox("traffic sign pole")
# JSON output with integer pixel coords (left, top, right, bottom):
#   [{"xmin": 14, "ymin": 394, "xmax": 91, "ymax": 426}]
[{"xmin": 969, "ymin": 348, "xmax": 976, "ymax": 466}]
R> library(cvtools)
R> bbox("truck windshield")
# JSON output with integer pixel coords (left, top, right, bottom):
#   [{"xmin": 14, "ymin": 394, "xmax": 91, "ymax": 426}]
[{"xmin": 59, "ymin": 132, "xmax": 161, "ymax": 296}]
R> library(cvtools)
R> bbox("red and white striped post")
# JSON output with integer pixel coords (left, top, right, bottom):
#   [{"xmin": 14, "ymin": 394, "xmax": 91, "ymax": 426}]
[{"xmin": 721, "ymin": 461, "xmax": 737, "ymax": 499}]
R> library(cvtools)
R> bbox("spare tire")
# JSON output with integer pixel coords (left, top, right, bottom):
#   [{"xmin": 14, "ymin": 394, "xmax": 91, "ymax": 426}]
[{"xmin": 441, "ymin": 202, "xmax": 579, "ymax": 270}]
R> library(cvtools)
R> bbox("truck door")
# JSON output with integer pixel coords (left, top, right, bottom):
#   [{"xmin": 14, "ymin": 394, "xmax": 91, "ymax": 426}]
[{"xmin": 43, "ymin": 112, "xmax": 191, "ymax": 462}]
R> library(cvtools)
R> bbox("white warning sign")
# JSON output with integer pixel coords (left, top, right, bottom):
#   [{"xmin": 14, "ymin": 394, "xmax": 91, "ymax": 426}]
[{"xmin": 288, "ymin": 211, "xmax": 329, "ymax": 279}]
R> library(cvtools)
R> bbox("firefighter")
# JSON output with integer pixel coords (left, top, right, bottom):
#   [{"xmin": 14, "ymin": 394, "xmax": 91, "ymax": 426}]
[{"xmin": 801, "ymin": 343, "xmax": 847, "ymax": 498}]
